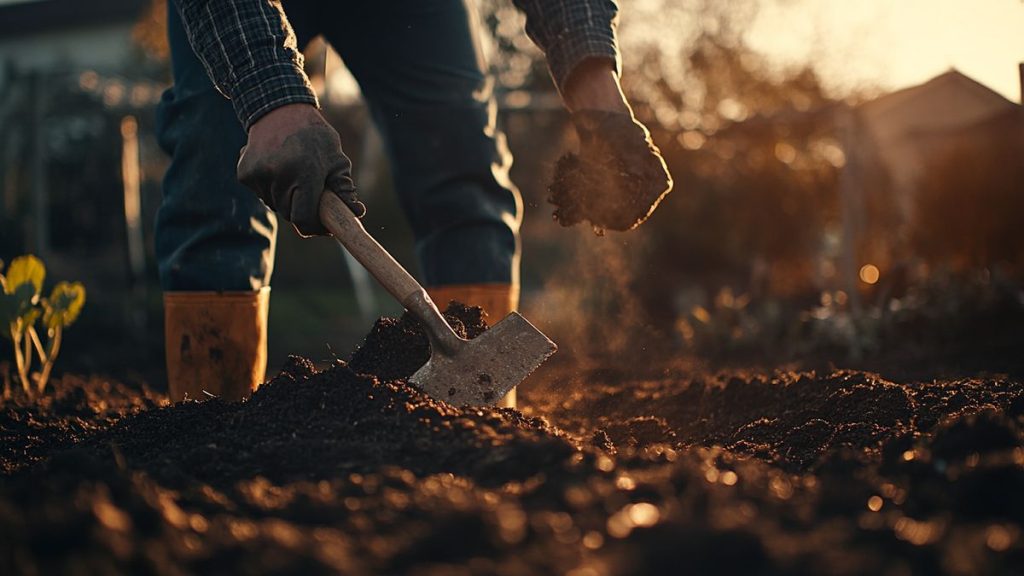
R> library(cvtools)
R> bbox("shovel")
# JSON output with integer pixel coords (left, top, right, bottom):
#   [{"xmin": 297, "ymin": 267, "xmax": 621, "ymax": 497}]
[{"xmin": 320, "ymin": 193, "xmax": 557, "ymax": 406}]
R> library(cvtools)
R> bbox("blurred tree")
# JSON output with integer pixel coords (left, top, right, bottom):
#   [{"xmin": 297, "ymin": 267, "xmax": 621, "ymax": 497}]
[
  {"xmin": 132, "ymin": 0, "xmax": 169, "ymax": 62},
  {"xmin": 616, "ymin": 1, "xmax": 844, "ymax": 327},
  {"xmin": 477, "ymin": 0, "xmax": 552, "ymax": 94},
  {"xmin": 476, "ymin": 0, "xmax": 850, "ymax": 340}
]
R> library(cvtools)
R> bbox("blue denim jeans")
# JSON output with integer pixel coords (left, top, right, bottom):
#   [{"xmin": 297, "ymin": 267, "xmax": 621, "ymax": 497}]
[{"xmin": 156, "ymin": 0, "xmax": 521, "ymax": 291}]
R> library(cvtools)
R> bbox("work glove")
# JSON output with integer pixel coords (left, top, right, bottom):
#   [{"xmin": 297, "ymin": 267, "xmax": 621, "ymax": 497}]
[
  {"xmin": 548, "ymin": 110, "xmax": 672, "ymax": 232},
  {"xmin": 237, "ymin": 103, "xmax": 366, "ymax": 237}
]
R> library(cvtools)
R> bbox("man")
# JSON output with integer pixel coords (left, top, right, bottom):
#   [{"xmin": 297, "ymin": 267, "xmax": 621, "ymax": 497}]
[{"xmin": 157, "ymin": 0, "xmax": 671, "ymax": 408}]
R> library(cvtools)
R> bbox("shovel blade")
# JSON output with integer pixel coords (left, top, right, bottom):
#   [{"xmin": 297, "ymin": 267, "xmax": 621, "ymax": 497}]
[{"xmin": 410, "ymin": 312, "xmax": 556, "ymax": 406}]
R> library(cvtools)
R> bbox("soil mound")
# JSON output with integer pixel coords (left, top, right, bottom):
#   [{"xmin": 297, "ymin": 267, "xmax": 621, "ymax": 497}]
[
  {"xmin": 348, "ymin": 302, "xmax": 489, "ymax": 382},
  {"xmin": 54, "ymin": 355, "xmax": 571, "ymax": 491},
  {"xmin": 2, "ymin": 304, "xmax": 1023, "ymax": 575}
]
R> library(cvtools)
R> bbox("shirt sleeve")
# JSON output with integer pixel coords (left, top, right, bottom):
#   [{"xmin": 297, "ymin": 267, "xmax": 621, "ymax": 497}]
[
  {"xmin": 172, "ymin": 0, "xmax": 318, "ymax": 130},
  {"xmin": 511, "ymin": 0, "xmax": 621, "ymax": 94}
]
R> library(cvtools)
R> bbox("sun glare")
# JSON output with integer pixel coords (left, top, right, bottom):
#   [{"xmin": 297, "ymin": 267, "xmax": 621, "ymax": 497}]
[{"xmin": 745, "ymin": 0, "xmax": 1024, "ymax": 100}]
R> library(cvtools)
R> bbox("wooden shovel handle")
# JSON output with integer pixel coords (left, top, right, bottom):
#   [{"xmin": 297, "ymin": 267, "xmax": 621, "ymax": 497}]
[
  {"xmin": 319, "ymin": 192, "xmax": 424, "ymax": 306},
  {"xmin": 320, "ymin": 193, "xmax": 463, "ymax": 352}
]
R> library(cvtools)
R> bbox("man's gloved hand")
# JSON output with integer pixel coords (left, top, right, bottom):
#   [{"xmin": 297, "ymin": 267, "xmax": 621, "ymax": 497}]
[
  {"xmin": 549, "ymin": 110, "xmax": 673, "ymax": 232},
  {"xmin": 237, "ymin": 103, "xmax": 365, "ymax": 237}
]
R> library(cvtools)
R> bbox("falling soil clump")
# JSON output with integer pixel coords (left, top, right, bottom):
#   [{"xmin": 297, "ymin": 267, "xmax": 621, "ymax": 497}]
[{"xmin": 2, "ymin": 304, "xmax": 1024, "ymax": 575}]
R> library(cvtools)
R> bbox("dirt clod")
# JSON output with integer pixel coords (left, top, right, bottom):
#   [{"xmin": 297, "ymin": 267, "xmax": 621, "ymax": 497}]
[
  {"xmin": 348, "ymin": 302, "xmax": 487, "ymax": 382},
  {"xmin": 548, "ymin": 112, "xmax": 672, "ymax": 232}
]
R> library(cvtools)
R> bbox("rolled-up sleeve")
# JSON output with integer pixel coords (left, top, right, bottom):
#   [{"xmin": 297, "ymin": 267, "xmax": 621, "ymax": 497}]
[
  {"xmin": 172, "ymin": 0, "xmax": 318, "ymax": 130},
  {"xmin": 511, "ymin": 0, "xmax": 620, "ymax": 94}
]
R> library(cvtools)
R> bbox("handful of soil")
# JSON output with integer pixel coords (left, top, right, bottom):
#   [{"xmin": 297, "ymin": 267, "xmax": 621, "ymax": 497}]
[{"xmin": 548, "ymin": 110, "xmax": 673, "ymax": 232}]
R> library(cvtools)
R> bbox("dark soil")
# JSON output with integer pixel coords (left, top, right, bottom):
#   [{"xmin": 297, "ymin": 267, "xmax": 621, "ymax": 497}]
[
  {"xmin": 547, "ymin": 112, "xmax": 671, "ymax": 232},
  {"xmin": 2, "ymin": 304, "xmax": 1023, "ymax": 575},
  {"xmin": 0, "ymin": 375, "xmax": 163, "ymax": 475}
]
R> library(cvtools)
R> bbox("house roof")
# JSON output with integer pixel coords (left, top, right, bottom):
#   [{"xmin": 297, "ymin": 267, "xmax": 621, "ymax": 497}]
[
  {"xmin": 0, "ymin": 0, "xmax": 147, "ymax": 38},
  {"xmin": 860, "ymin": 69, "xmax": 1017, "ymax": 118}
]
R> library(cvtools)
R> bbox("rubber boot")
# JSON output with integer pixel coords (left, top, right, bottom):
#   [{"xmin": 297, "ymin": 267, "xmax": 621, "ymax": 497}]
[
  {"xmin": 164, "ymin": 288, "xmax": 270, "ymax": 402},
  {"xmin": 426, "ymin": 283, "xmax": 520, "ymax": 409}
]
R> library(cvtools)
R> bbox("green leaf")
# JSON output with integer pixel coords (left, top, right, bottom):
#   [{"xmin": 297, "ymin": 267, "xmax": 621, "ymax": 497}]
[
  {"xmin": 5, "ymin": 255, "xmax": 45, "ymax": 297},
  {"xmin": 44, "ymin": 281, "xmax": 86, "ymax": 330},
  {"xmin": 11, "ymin": 282, "xmax": 38, "ymax": 320},
  {"xmin": 0, "ymin": 282, "xmax": 40, "ymax": 338}
]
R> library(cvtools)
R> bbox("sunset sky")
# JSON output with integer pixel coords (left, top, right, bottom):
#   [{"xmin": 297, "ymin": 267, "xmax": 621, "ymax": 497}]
[{"xmin": 746, "ymin": 0, "xmax": 1024, "ymax": 101}]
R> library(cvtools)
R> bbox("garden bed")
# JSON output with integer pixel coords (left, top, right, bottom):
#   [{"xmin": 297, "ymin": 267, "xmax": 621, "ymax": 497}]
[{"xmin": 2, "ymin": 304, "xmax": 1023, "ymax": 575}]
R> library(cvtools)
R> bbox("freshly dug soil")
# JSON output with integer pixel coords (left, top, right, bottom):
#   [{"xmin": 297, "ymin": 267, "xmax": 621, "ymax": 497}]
[
  {"xmin": 2, "ymin": 304, "xmax": 1023, "ymax": 575},
  {"xmin": 0, "ymin": 375, "xmax": 163, "ymax": 475}
]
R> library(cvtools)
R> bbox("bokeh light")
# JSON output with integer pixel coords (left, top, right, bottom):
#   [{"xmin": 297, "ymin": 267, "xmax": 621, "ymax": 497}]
[{"xmin": 859, "ymin": 264, "xmax": 881, "ymax": 285}]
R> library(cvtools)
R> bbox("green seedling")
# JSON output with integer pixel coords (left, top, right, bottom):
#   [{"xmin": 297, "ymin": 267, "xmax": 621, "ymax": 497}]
[{"xmin": 0, "ymin": 255, "xmax": 86, "ymax": 395}]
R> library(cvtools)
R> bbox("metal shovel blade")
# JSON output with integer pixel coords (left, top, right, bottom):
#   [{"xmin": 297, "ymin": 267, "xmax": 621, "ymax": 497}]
[{"xmin": 409, "ymin": 312, "xmax": 557, "ymax": 406}]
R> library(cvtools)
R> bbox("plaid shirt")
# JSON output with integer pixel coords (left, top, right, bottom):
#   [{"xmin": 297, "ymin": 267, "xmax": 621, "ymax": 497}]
[{"xmin": 172, "ymin": 0, "xmax": 620, "ymax": 130}]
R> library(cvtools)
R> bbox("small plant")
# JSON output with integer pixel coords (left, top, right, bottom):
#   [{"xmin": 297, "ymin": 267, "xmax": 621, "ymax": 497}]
[{"xmin": 0, "ymin": 255, "xmax": 86, "ymax": 395}]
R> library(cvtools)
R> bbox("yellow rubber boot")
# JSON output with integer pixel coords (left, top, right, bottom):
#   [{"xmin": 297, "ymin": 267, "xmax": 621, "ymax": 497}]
[
  {"xmin": 426, "ymin": 283, "xmax": 520, "ymax": 409},
  {"xmin": 164, "ymin": 288, "xmax": 270, "ymax": 402}
]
